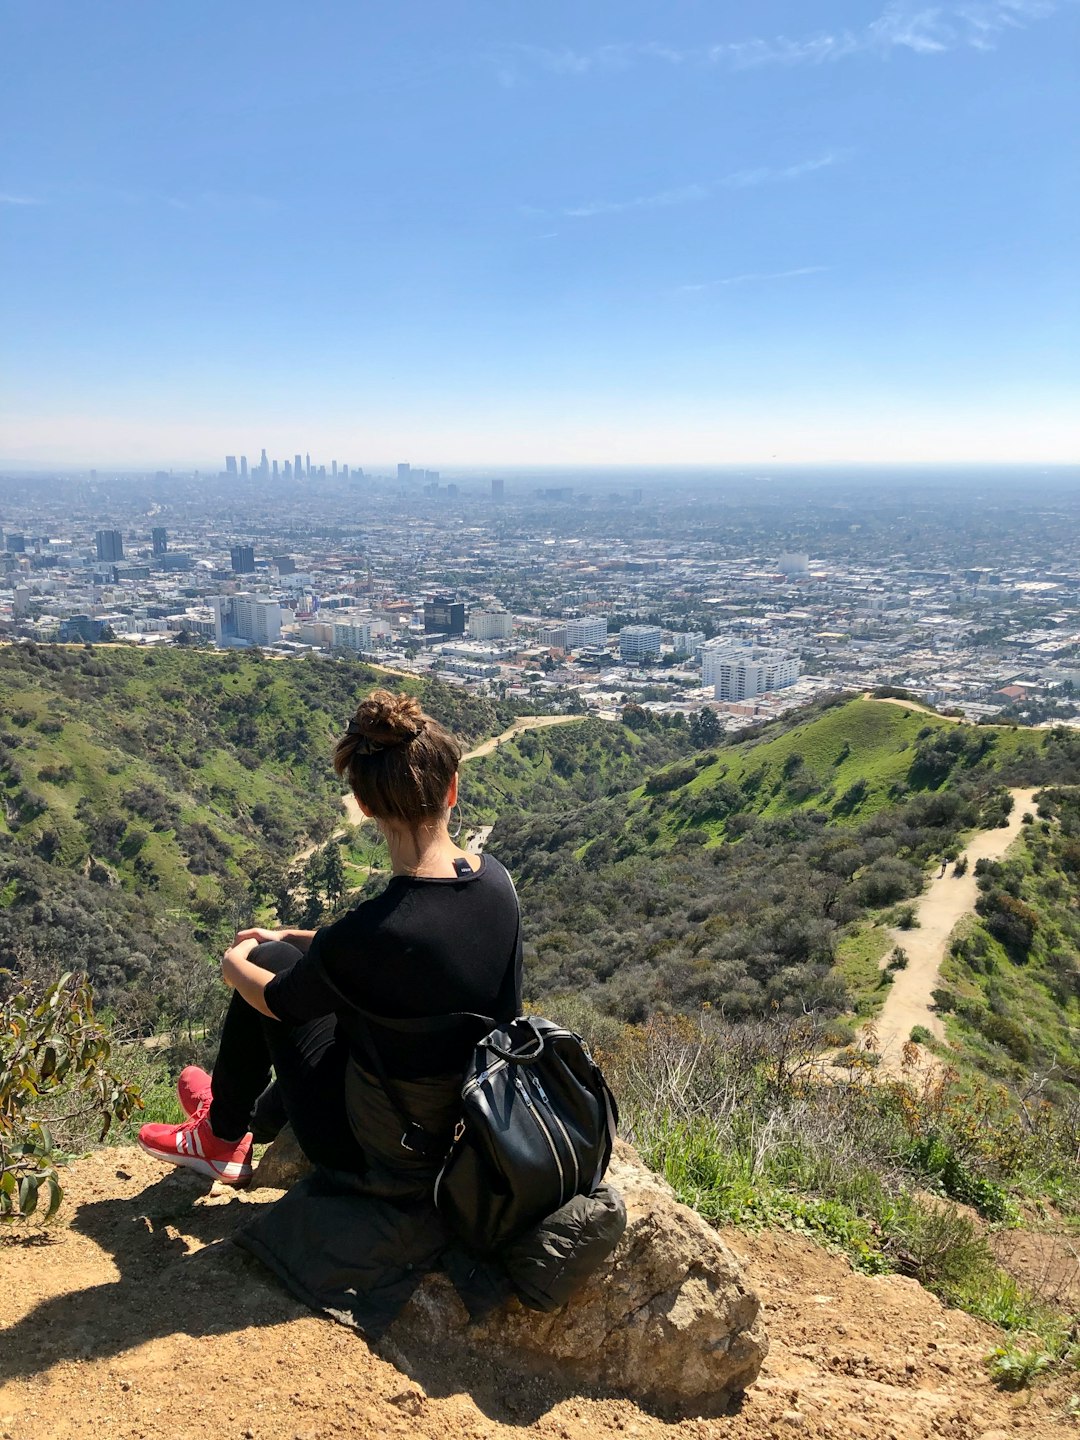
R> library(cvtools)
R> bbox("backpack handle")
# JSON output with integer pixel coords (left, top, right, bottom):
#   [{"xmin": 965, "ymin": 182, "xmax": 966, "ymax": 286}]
[{"xmin": 483, "ymin": 1019, "xmax": 547, "ymax": 1066}]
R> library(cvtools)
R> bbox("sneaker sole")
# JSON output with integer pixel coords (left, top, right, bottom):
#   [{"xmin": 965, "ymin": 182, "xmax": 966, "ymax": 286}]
[{"xmin": 137, "ymin": 1136, "xmax": 252, "ymax": 1186}]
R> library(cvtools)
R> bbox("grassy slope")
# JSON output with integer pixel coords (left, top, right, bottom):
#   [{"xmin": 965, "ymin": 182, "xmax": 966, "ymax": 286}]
[
  {"xmin": 940, "ymin": 802, "xmax": 1080, "ymax": 1081},
  {"xmin": 645, "ymin": 699, "xmax": 1040, "ymax": 841}
]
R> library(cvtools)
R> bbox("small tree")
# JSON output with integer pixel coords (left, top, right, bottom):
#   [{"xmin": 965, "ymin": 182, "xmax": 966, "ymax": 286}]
[{"xmin": 1, "ymin": 972, "xmax": 143, "ymax": 1220}]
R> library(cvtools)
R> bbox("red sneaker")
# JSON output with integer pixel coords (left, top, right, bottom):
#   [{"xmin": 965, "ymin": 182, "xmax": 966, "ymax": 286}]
[
  {"xmin": 177, "ymin": 1065, "xmax": 213, "ymax": 1119},
  {"xmin": 138, "ymin": 1114, "xmax": 253, "ymax": 1185}
]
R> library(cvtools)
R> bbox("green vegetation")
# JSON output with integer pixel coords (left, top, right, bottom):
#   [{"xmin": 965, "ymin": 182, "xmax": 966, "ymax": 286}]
[
  {"xmin": 560, "ymin": 1006, "xmax": 1079, "ymax": 1388},
  {"xmin": 939, "ymin": 787, "xmax": 1080, "ymax": 1083},
  {"xmin": 479, "ymin": 698, "xmax": 1075, "ymax": 1026},
  {"xmin": 0, "ymin": 971, "xmax": 142, "ymax": 1218},
  {"xmin": 1, "ymin": 655, "xmax": 1077, "ymax": 1384},
  {"xmin": 0, "ymin": 643, "xmax": 517, "ymax": 1031}
]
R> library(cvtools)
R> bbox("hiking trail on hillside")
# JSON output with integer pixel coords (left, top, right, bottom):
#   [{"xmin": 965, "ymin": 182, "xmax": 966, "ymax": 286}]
[
  {"xmin": 868, "ymin": 788, "xmax": 1039, "ymax": 1075},
  {"xmin": 2, "ymin": 1145, "xmax": 1076, "ymax": 1440}
]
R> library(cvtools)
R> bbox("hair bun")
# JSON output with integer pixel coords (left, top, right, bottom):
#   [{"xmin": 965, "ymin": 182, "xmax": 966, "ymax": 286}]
[{"xmin": 351, "ymin": 689, "xmax": 425, "ymax": 747}]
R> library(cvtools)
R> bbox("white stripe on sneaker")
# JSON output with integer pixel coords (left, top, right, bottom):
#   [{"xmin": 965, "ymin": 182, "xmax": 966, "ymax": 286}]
[{"xmin": 191, "ymin": 1127, "xmax": 205, "ymax": 1158}]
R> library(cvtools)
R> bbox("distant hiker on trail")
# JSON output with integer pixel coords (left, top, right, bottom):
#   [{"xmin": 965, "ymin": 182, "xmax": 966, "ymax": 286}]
[{"xmin": 138, "ymin": 689, "xmax": 523, "ymax": 1322}]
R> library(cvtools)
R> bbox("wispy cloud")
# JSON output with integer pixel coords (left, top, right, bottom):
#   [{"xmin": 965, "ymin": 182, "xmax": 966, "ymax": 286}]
[
  {"xmin": 0, "ymin": 192, "xmax": 42, "ymax": 206},
  {"xmin": 533, "ymin": 153, "xmax": 842, "ymax": 221},
  {"xmin": 676, "ymin": 266, "xmax": 832, "ymax": 294},
  {"xmin": 486, "ymin": 2, "xmax": 1065, "ymax": 83},
  {"xmin": 560, "ymin": 182, "xmax": 710, "ymax": 219}
]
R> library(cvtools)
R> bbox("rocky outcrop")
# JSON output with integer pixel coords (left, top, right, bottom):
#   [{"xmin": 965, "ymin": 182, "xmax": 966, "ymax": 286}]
[{"xmin": 253, "ymin": 1131, "xmax": 767, "ymax": 1415}]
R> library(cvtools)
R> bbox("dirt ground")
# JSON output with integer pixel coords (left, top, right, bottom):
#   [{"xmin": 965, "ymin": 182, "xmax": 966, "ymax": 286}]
[{"xmin": 1, "ymin": 1146, "xmax": 1076, "ymax": 1440}]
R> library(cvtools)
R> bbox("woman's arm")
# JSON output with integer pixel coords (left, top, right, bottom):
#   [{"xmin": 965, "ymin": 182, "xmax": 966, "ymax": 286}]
[
  {"xmin": 232, "ymin": 926, "xmax": 318, "ymax": 954},
  {"xmin": 221, "ymin": 937, "xmax": 279, "ymax": 1018}
]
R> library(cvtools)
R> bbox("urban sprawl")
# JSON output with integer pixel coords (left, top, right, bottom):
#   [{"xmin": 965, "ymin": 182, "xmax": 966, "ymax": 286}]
[{"xmin": 1, "ymin": 460, "xmax": 1078, "ymax": 733}]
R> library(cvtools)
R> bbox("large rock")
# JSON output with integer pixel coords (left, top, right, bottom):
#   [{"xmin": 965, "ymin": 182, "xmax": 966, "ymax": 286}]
[{"xmin": 253, "ymin": 1130, "xmax": 766, "ymax": 1414}]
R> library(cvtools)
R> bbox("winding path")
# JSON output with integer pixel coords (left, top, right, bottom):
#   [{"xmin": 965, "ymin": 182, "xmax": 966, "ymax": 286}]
[{"xmin": 869, "ymin": 787, "xmax": 1039, "ymax": 1072}]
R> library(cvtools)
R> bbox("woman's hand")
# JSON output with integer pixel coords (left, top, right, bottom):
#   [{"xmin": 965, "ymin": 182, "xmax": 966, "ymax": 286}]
[
  {"xmin": 222, "ymin": 935, "xmax": 261, "ymax": 987},
  {"xmin": 232, "ymin": 926, "xmax": 282, "ymax": 949}
]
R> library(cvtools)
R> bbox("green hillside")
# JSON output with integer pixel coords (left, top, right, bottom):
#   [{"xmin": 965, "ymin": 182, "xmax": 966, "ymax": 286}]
[
  {"xmin": 477, "ymin": 695, "xmax": 1078, "ymax": 1035},
  {"xmin": 641, "ymin": 698, "xmax": 1042, "ymax": 841},
  {"xmin": 0, "ymin": 643, "xmax": 516, "ymax": 1023}
]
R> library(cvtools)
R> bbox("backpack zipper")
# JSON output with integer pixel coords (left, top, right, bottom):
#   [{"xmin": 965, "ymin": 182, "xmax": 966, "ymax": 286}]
[
  {"xmin": 461, "ymin": 1058, "xmax": 508, "ymax": 1099},
  {"xmin": 516, "ymin": 1074, "xmax": 566, "ymax": 1202},
  {"xmin": 529, "ymin": 1073, "xmax": 580, "ymax": 1194}
]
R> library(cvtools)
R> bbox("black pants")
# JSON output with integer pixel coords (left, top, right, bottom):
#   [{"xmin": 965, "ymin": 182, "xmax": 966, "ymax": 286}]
[{"xmin": 208, "ymin": 941, "xmax": 367, "ymax": 1173}]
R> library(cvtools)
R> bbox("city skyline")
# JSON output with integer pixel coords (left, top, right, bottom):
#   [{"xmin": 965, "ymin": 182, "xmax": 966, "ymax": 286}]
[{"xmin": 3, "ymin": 2, "xmax": 1078, "ymax": 467}]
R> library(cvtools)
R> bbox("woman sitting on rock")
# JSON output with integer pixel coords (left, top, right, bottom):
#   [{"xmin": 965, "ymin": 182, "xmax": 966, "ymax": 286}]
[{"xmin": 138, "ymin": 688, "xmax": 521, "ymax": 1191}]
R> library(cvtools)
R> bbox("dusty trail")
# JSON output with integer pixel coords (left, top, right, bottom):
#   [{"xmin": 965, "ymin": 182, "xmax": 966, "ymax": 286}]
[
  {"xmin": 862, "ymin": 693, "xmax": 963, "ymax": 722},
  {"xmin": 869, "ymin": 787, "xmax": 1039, "ymax": 1072},
  {"xmin": 1, "ymin": 1146, "xmax": 1075, "ymax": 1440},
  {"xmin": 461, "ymin": 713, "xmax": 585, "ymax": 761}
]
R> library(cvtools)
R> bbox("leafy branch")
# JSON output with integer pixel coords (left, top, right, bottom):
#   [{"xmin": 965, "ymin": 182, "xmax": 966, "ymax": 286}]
[{"xmin": 0, "ymin": 971, "xmax": 143, "ymax": 1220}]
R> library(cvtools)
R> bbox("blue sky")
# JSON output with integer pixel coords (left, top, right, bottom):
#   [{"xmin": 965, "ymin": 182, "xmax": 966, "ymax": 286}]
[{"xmin": 2, "ymin": 1, "xmax": 1078, "ymax": 467}]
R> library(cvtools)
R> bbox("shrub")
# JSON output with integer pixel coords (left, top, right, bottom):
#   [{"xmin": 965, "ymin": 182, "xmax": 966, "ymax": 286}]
[
  {"xmin": 887, "ymin": 947, "xmax": 909, "ymax": 971},
  {"xmin": 909, "ymin": 1025, "xmax": 934, "ymax": 1045},
  {"xmin": 0, "ymin": 973, "xmax": 143, "ymax": 1219},
  {"xmin": 895, "ymin": 905, "xmax": 918, "ymax": 930}
]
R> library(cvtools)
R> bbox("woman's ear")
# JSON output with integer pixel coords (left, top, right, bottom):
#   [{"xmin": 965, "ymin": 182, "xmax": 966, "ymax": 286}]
[
  {"xmin": 354, "ymin": 795, "xmax": 374, "ymax": 819},
  {"xmin": 446, "ymin": 772, "xmax": 459, "ymax": 810}
]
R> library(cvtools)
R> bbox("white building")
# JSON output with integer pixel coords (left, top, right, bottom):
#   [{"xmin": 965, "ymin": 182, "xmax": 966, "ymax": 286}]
[
  {"xmin": 619, "ymin": 625, "xmax": 663, "ymax": 662},
  {"xmin": 332, "ymin": 616, "xmax": 374, "ymax": 653},
  {"xmin": 564, "ymin": 616, "xmax": 608, "ymax": 650},
  {"xmin": 778, "ymin": 553, "xmax": 810, "ymax": 577},
  {"xmin": 211, "ymin": 594, "xmax": 282, "ymax": 646},
  {"xmin": 670, "ymin": 630, "xmax": 706, "ymax": 658},
  {"xmin": 468, "ymin": 606, "xmax": 514, "ymax": 641},
  {"xmin": 538, "ymin": 623, "xmax": 568, "ymax": 649},
  {"xmin": 702, "ymin": 641, "xmax": 800, "ymax": 701},
  {"xmin": 298, "ymin": 619, "xmax": 335, "ymax": 647}
]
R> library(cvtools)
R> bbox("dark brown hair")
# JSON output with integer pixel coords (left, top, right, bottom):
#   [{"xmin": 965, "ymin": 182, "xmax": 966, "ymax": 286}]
[{"xmin": 333, "ymin": 689, "xmax": 462, "ymax": 827}]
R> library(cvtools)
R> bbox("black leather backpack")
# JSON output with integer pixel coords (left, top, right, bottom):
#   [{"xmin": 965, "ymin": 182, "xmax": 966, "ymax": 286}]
[
  {"xmin": 433, "ymin": 1016, "xmax": 619, "ymax": 1254},
  {"xmin": 357, "ymin": 1009, "xmax": 619, "ymax": 1256}
]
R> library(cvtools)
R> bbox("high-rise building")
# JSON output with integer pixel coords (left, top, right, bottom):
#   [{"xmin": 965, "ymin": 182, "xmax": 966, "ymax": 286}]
[
  {"xmin": 212, "ymin": 594, "xmax": 281, "ymax": 647},
  {"xmin": 151, "ymin": 527, "xmax": 168, "ymax": 556},
  {"xmin": 423, "ymin": 596, "xmax": 465, "ymax": 635},
  {"xmin": 332, "ymin": 616, "xmax": 374, "ymax": 653},
  {"xmin": 272, "ymin": 459, "xmax": 279, "ymax": 479},
  {"xmin": 491, "ymin": 478, "xmax": 505, "ymax": 502},
  {"xmin": 4, "ymin": 533, "xmax": 26, "ymax": 552},
  {"xmin": 230, "ymin": 544, "xmax": 256, "ymax": 574},
  {"xmin": 225, "ymin": 455, "xmax": 238, "ymax": 475},
  {"xmin": 332, "ymin": 460, "xmax": 338, "ymax": 478},
  {"xmin": 284, "ymin": 460, "xmax": 292, "ymax": 479},
  {"xmin": 273, "ymin": 555, "xmax": 296, "ymax": 575},
  {"xmin": 305, "ymin": 452, "xmax": 311, "ymax": 477},
  {"xmin": 467, "ymin": 606, "xmax": 514, "ymax": 641},
  {"xmin": 258, "ymin": 449, "xmax": 269, "ymax": 477},
  {"xmin": 342, "ymin": 464, "xmax": 349, "ymax": 479},
  {"xmin": 564, "ymin": 616, "xmax": 608, "ymax": 649},
  {"xmin": 96, "ymin": 529, "xmax": 124, "ymax": 562},
  {"xmin": 397, "ymin": 463, "xmax": 411, "ymax": 481},
  {"xmin": 702, "ymin": 642, "xmax": 800, "ymax": 700},
  {"xmin": 618, "ymin": 625, "xmax": 662, "ymax": 663},
  {"xmin": 778, "ymin": 553, "xmax": 810, "ymax": 578},
  {"xmin": 294, "ymin": 453, "xmax": 303, "ymax": 479},
  {"xmin": 240, "ymin": 455, "xmax": 248, "ymax": 479}
]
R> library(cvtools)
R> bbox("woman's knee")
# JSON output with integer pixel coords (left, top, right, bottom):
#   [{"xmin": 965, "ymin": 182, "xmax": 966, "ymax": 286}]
[{"xmin": 251, "ymin": 940, "xmax": 305, "ymax": 976}]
